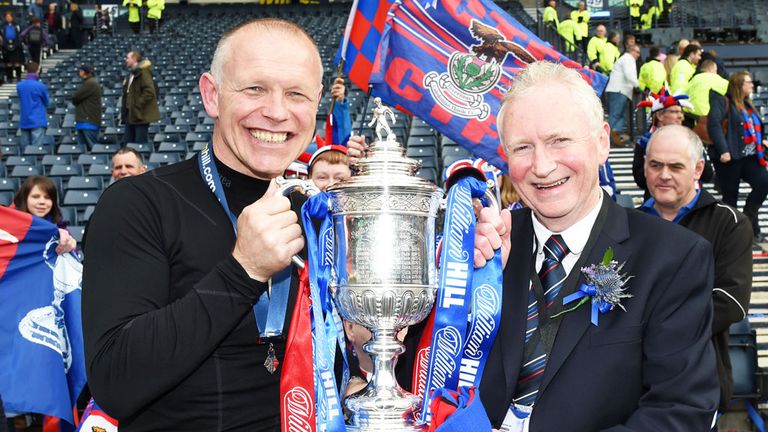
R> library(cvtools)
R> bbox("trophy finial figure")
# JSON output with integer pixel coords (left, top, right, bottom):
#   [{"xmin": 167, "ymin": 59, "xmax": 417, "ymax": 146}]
[{"xmin": 368, "ymin": 97, "xmax": 397, "ymax": 142}]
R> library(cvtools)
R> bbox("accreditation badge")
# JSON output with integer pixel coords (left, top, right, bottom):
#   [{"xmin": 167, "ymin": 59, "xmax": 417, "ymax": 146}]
[{"xmin": 499, "ymin": 403, "xmax": 532, "ymax": 432}]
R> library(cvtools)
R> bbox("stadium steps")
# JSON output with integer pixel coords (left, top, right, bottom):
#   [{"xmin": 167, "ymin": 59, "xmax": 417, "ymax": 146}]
[{"xmin": 0, "ymin": 49, "xmax": 77, "ymax": 100}]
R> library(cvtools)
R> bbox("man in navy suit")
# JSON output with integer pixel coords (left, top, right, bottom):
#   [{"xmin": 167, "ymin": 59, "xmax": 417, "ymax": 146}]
[{"xmin": 473, "ymin": 61, "xmax": 719, "ymax": 431}]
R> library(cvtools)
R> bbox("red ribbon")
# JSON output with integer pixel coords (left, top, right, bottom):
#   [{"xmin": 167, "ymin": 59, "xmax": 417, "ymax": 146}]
[
  {"xmin": 412, "ymin": 308, "xmax": 436, "ymax": 400},
  {"xmin": 280, "ymin": 266, "xmax": 317, "ymax": 432}
]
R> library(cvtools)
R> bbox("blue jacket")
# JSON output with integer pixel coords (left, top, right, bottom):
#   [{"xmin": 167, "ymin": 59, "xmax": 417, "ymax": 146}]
[{"xmin": 17, "ymin": 74, "xmax": 49, "ymax": 129}]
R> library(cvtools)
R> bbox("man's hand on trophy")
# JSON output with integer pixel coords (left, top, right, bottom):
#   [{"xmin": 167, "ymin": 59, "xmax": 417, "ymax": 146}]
[
  {"xmin": 474, "ymin": 207, "xmax": 511, "ymax": 269},
  {"xmin": 233, "ymin": 179, "xmax": 305, "ymax": 283},
  {"xmin": 347, "ymin": 134, "xmax": 367, "ymax": 165}
]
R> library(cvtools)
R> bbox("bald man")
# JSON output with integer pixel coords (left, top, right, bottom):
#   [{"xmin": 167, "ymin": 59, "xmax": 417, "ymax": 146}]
[{"xmin": 84, "ymin": 19, "xmax": 323, "ymax": 430}]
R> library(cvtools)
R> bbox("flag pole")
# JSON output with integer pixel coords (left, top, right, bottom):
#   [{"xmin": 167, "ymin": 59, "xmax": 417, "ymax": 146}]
[{"xmin": 328, "ymin": 61, "xmax": 344, "ymax": 117}]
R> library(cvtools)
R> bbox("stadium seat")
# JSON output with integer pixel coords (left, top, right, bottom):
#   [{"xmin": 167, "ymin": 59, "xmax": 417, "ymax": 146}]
[
  {"xmin": 415, "ymin": 168, "xmax": 438, "ymax": 184},
  {"xmin": 68, "ymin": 225, "xmax": 86, "ymax": 243},
  {"xmin": 88, "ymin": 164, "xmax": 113, "ymax": 177},
  {"xmin": 57, "ymin": 144, "xmax": 87, "ymax": 155},
  {"xmin": 0, "ymin": 191, "xmax": 13, "ymax": 206},
  {"xmin": 81, "ymin": 205, "xmax": 96, "ymax": 223},
  {"xmin": 67, "ymin": 176, "xmax": 104, "ymax": 191},
  {"xmin": 5, "ymin": 156, "xmax": 37, "ymax": 168},
  {"xmin": 77, "ymin": 154, "xmax": 109, "ymax": 167},
  {"xmin": 149, "ymin": 152, "xmax": 182, "ymax": 165},
  {"xmin": 0, "ymin": 178, "xmax": 19, "ymax": 192},
  {"xmin": 443, "ymin": 146, "xmax": 471, "ymax": 159},
  {"xmin": 157, "ymin": 141, "xmax": 187, "ymax": 153},
  {"xmin": 406, "ymin": 146, "xmax": 438, "ymax": 160},
  {"xmin": 91, "ymin": 144, "xmax": 120, "ymax": 155},
  {"xmin": 63, "ymin": 190, "xmax": 101, "ymax": 206},
  {"xmin": 127, "ymin": 143, "xmax": 153, "ymax": 155},
  {"xmin": 407, "ymin": 136, "xmax": 438, "ymax": 148},
  {"xmin": 48, "ymin": 164, "xmax": 84, "ymax": 178},
  {"xmin": 59, "ymin": 206, "xmax": 77, "ymax": 225},
  {"xmin": 42, "ymin": 154, "xmax": 73, "ymax": 168},
  {"xmin": 23, "ymin": 145, "xmax": 54, "ymax": 156},
  {"xmin": 11, "ymin": 165, "xmax": 43, "ymax": 178}
]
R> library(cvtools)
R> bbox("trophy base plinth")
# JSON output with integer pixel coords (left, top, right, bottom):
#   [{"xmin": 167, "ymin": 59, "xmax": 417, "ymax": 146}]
[{"xmin": 345, "ymin": 385, "xmax": 425, "ymax": 432}]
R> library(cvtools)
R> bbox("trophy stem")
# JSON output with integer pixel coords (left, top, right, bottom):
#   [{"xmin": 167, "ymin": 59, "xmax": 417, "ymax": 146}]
[{"xmin": 345, "ymin": 328, "xmax": 424, "ymax": 431}]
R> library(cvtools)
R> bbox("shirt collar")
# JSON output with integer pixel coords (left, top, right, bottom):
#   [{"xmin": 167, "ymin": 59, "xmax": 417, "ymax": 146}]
[
  {"xmin": 640, "ymin": 189, "xmax": 701, "ymax": 224},
  {"xmin": 532, "ymin": 191, "xmax": 603, "ymax": 257}
]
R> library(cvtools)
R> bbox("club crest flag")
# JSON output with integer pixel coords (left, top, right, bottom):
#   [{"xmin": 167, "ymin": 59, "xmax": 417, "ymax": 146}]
[
  {"xmin": 367, "ymin": 0, "xmax": 608, "ymax": 173},
  {"xmin": 0, "ymin": 206, "xmax": 86, "ymax": 425}
]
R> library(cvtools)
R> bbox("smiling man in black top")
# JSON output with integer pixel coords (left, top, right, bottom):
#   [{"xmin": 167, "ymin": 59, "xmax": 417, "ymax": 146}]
[{"xmin": 82, "ymin": 19, "xmax": 323, "ymax": 431}]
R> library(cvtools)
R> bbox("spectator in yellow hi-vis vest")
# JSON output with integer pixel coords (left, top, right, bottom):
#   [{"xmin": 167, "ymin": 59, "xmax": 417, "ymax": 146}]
[
  {"xmin": 686, "ymin": 60, "xmax": 729, "ymax": 117},
  {"xmin": 670, "ymin": 43, "xmax": 701, "ymax": 94},
  {"xmin": 557, "ymin": 18, "xmax": 578, "ymax": 53},
  {"xmin": 543, "ymin": 0, "xmax": 559, "ymax": 30},
  {"xmin": 570, "ymin": 1, "xmax": 590, "ymax": 52},
  {"xmin": 146, "ymin": 0, "xmax": 164, "ymax": 34},
  {"xmin": 587, "ymin": 24, "xmax": 607, "ymax": 70},
  {"xmin": 627, "ymin": 0, "xmax": 643, "ymax": 29},
  {"xmin": 599, "ymin": 31, "xmax": 621, "ymax": 74},
  {"xmin": 639, "ymin": 46, "xmax": 667, "ymax": 94},
  {"xmin": 122, "ymin": 0, "xmax": 141, "ymax": 34}
]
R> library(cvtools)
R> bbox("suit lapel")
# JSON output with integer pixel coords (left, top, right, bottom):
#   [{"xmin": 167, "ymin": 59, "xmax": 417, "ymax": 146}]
[
  {"xmin": 501, "ymin": 209, "xmax": 535, "ymax": 398},
  {"xmin": 538, "ymin": 196, "xmax": 631, "ymax": 396}
]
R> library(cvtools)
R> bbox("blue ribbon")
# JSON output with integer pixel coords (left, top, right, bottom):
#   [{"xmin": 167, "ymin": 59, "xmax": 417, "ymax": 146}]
[
  {"xmin": 302, "ymin": 193, "xmax": 347, "ymax": 432},
  {"xmin": 196, "ymin": 144, "xmax": 290, "ymax": 338},
  {"xmin": 420, "ymin": 177, "xmax": 490, "ymax": 424},
  {"xmin": 455, "ymin": 248, "xmax": 502, "ymax": 390},
  {"xmin": 562, "ymin": 283, "xmax": 613, "ymax": 326}
]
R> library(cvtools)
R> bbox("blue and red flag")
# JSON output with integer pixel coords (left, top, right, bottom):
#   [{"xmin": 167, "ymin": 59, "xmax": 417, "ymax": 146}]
[
  {"xmin": 335, "ymin": 0, "xmax": 395, "ymax": 90},
  {"xmin": 0, "ymin": 206, "xmax": 86, "ymax": 427},
  {"xmin": 323, "ymin": 100, "xmax": 352, "ymax": 147},
  {"xmin": 363, "ymin": 0, "xmax": 608, "ymax": 173},
  {"xmin": 74, "ymin": 399, "xmax": 118, "ymax": 432}
]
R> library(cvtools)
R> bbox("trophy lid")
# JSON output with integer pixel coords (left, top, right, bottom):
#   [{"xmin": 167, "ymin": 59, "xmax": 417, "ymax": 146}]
[{"xmin": 327, "ymin": 100, "xmax": 438, "ymax": 194}]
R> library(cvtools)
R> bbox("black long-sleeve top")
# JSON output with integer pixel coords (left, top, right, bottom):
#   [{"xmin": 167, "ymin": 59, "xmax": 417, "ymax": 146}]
[{"xmin": 83, "ymin": 156, "xmax": 303, "ymax": 431}]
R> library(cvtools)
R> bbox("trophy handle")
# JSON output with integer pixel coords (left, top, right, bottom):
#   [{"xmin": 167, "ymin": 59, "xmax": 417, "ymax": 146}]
[{"xmin": 274, "ymin": 176, "xmax": 322, "ymax": 270}]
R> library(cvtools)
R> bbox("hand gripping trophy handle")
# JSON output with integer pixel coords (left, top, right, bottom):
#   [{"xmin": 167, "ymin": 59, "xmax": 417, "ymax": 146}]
[{"xmin": 274, "ymin": 176, "xmax": 322, "ymax": 270}]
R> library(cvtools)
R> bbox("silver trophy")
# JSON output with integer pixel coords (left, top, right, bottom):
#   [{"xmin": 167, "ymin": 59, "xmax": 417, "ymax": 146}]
[
  {"xmin": 280, "ymin": 100, "xmax": 441, "ymax": 430},
  {"xmin": 329, "ymin": 101, "xmax": 441, "ymax": 431}
]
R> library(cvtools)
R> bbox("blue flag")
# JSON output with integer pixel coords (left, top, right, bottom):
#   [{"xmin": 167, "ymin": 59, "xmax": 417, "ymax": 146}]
[
  {"xmin": 0, "ymin": 206, "xmax": 86, "ymax": 425},
  {"xmin": 369, "ymin": 0, "xmax": 609, "ymax": 173}
]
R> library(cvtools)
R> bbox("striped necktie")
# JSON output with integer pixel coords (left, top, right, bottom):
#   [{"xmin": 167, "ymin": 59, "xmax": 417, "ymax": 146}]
[{"xmin": 513, "ymin": 234, "xmax": 570, "ymax": 406}]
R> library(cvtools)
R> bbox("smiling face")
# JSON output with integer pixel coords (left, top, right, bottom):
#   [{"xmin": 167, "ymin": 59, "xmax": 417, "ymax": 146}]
[
  {"xmin": 26, "ymin": 185, "xmax": 53, "ymax": 218},
  {"xmin": 200, "ymin": 24, "xmax": 323, "ymax": 180},
  {"xmin": 501, "ymin": 82, "xmax": 609, "ymax": 232}
]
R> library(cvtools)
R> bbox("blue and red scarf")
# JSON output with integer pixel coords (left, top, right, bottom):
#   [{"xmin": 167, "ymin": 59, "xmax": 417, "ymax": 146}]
[{"xmin": 742, "ymin": 107, "xmax": 765, "ymax": 167}]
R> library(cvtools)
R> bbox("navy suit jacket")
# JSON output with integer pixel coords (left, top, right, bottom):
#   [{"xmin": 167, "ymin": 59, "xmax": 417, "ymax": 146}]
[{"xmin": 478, "ymin": 197, "xmax": 720, "ymax": 431}]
